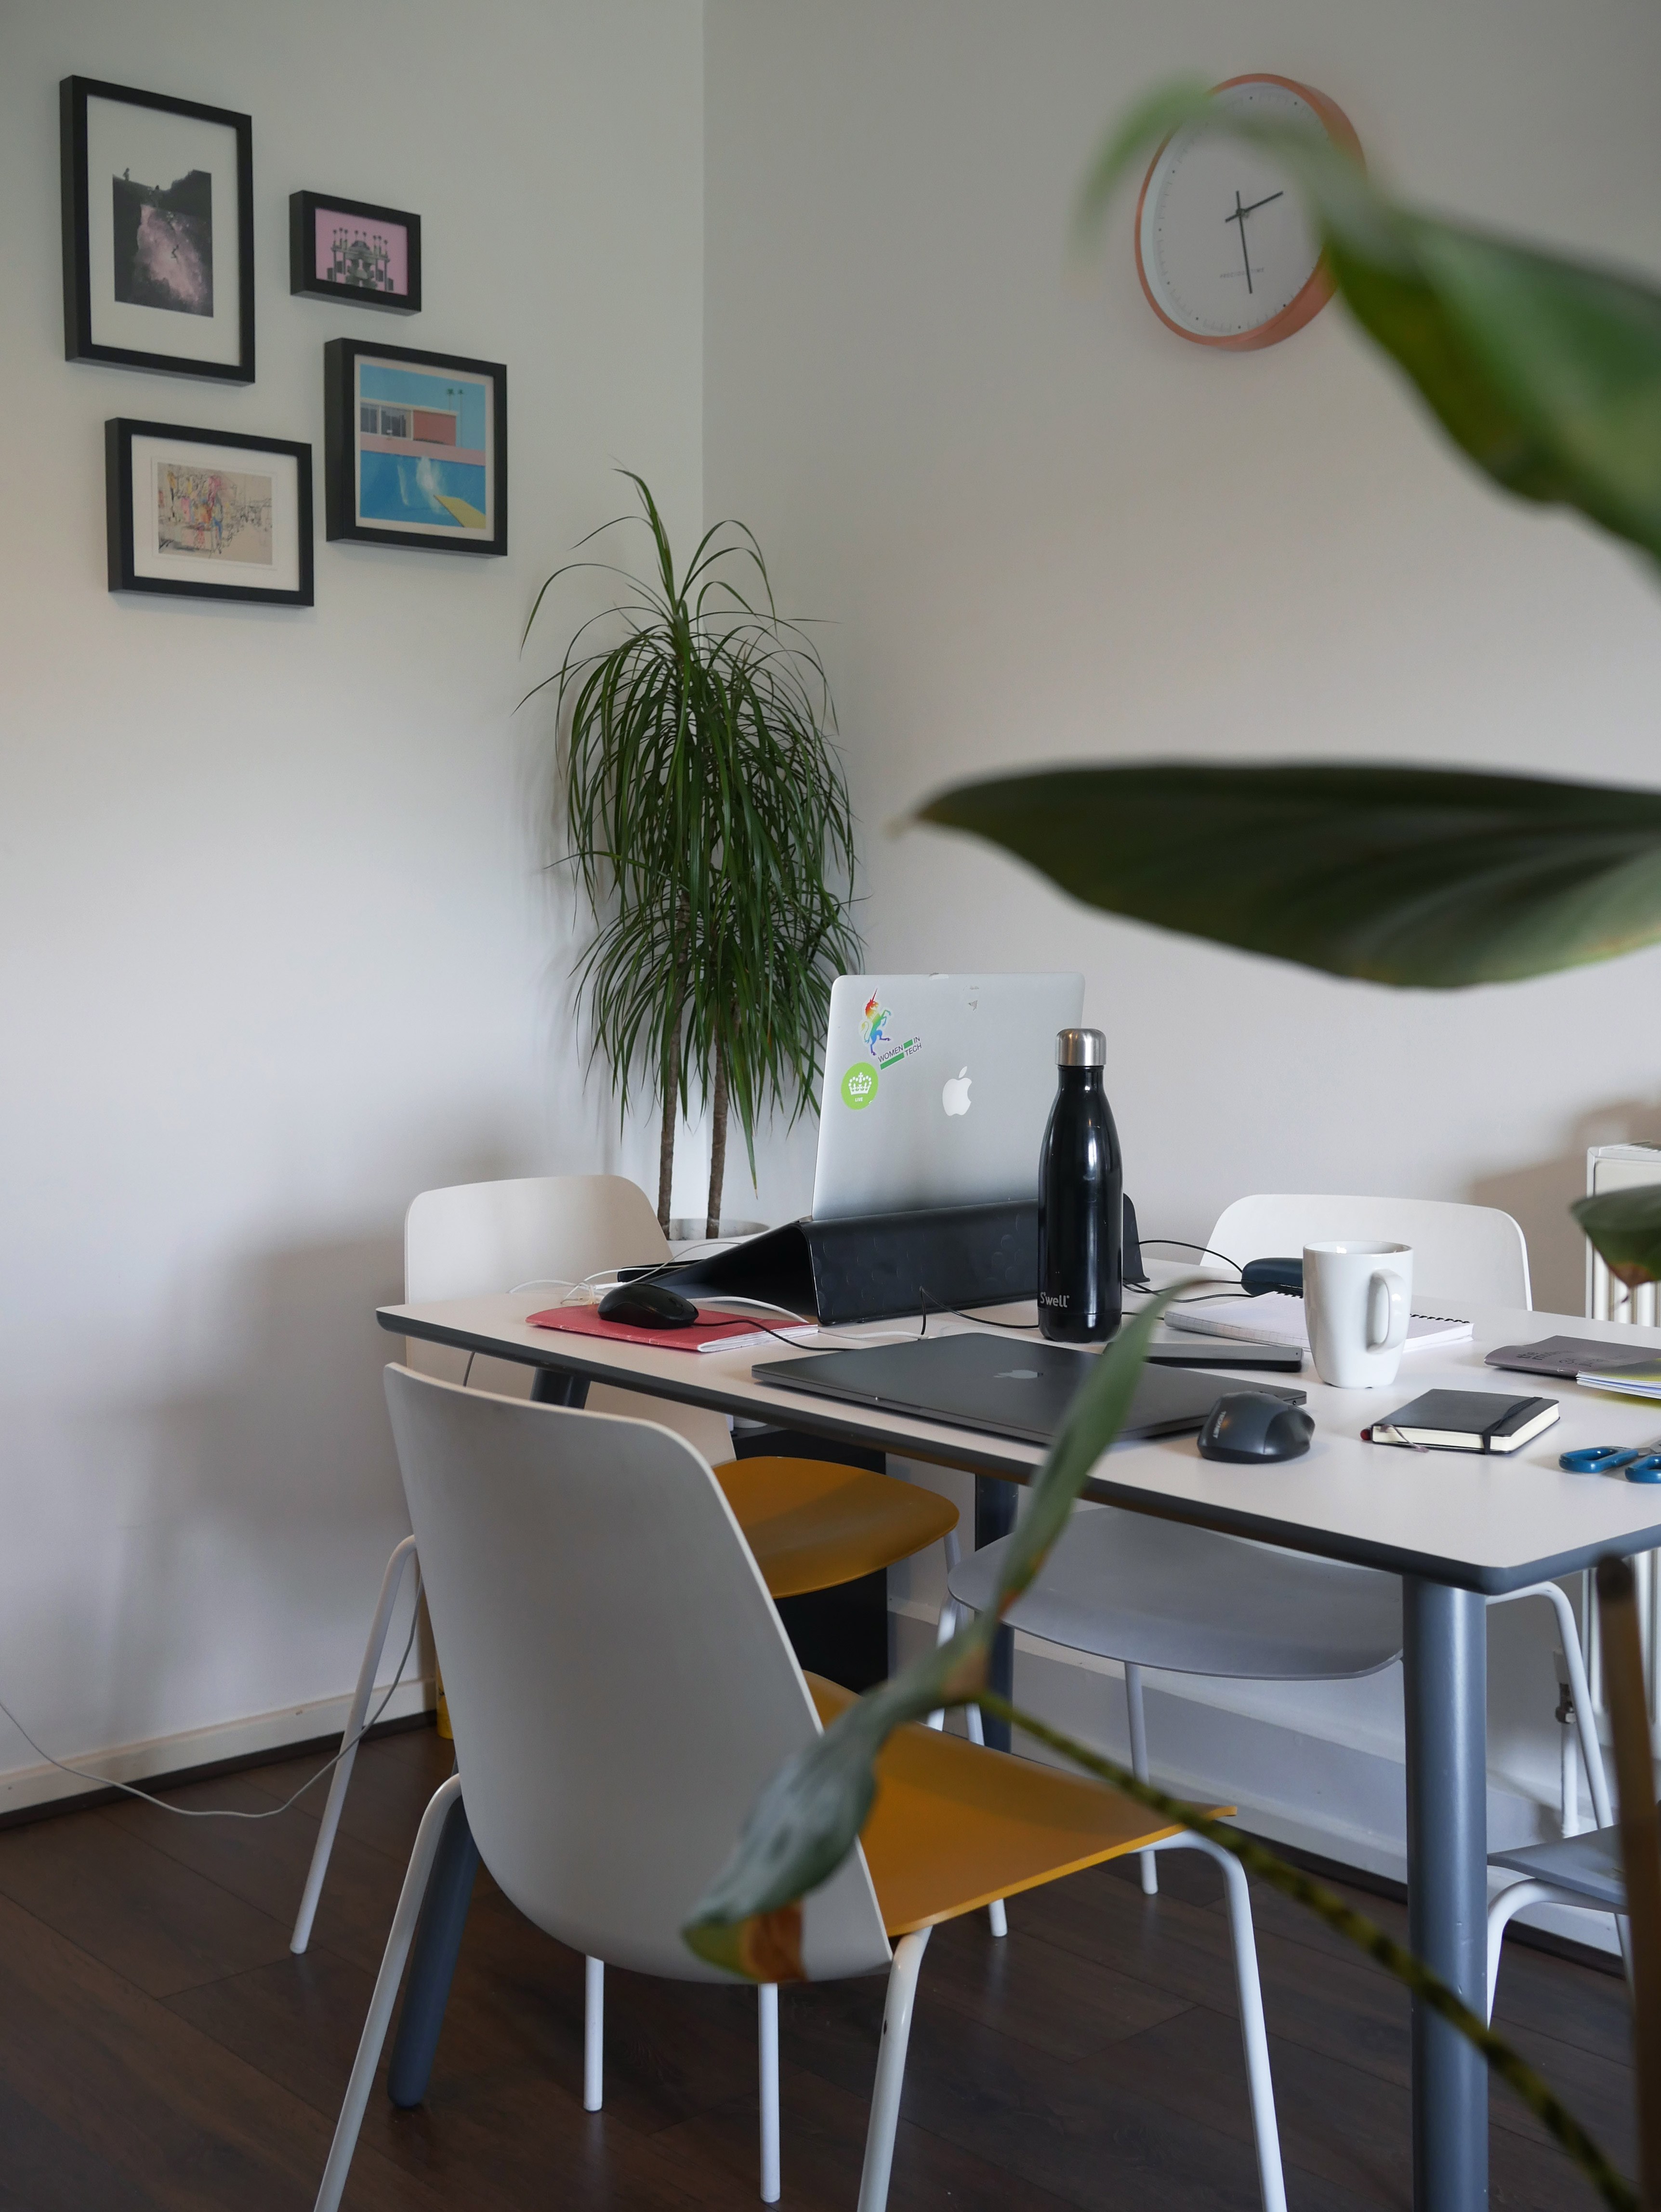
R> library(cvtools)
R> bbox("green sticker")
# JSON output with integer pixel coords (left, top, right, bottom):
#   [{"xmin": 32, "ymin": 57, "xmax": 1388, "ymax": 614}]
[{"xmin": 840, "ymin": 1062, "xmax": 878, "ymax": 1110}]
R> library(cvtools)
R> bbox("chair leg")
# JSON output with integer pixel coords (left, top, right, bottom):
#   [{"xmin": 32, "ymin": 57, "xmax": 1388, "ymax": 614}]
[
  {"xmin": 1486, "ymin": 1879, "xmax": 1553, "ymax": 2024},
  {"xmin": 292, "ymin": 1536, "xmax": 420, "ymax": 1954},
  {"xmin": 1514, "ymin": 1582, "xmax": 1614, "ymax": 1832},
  {"xmin": 1485, "ymin": 1876, "xmax": 1625, "ymax": 2021},
  {"xmin": 941, "ymin": 1594, "xmax": 1003, "ymax": 1932},
  {"xmin": 759, "ymin": 1982, "xmax": 780, "ymax": 2203},
  {"xmin": 1156, "ymin": 1835, "xmax": 1286, "ymax": 2212},
  {"xmin": 926, "ymin": 1536, "xmax": 961, "ymax": 1731},
  {"xmin": 855, "ymin": 1928, "xmax": 932, "ymax": 2212},
  {"xmin": 583, "ymin": 1955, "xmax": 605, "ymax": 2111},
  {"xmin": 934, "ymin": 1571, "xmax": 987, "ymax": 1748},
  {"xmin": 1489, "ymin": 1584, "xmax": 1635, "ymax": 1984},
  {"xmin": 312, "ymin": 1773, "xmax": 461, "ymax": 2212},
  {"xmin": 1124, "ymin": 1662, "xmax": 1159, "ymax": 1897}
]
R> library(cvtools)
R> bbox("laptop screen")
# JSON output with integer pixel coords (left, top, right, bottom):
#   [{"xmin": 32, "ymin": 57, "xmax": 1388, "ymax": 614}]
[{"xmin": 811, "ymin": 973, "xmax": 1084, "ymax": 1220}]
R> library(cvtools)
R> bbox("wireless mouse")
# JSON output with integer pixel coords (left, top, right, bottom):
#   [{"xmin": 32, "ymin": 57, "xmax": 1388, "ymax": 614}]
[
  {"xmin": 597, "ymin": 1278, "xmax": 699, "ymax": 1330},
  {"xmin": 1197, "ymin": 1391, "xmax": 1314, "ymax": 1464}
]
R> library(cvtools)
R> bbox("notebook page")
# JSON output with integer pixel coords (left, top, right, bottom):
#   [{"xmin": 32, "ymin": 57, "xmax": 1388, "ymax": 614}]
[{"xmin": 1165, "ymin": 1292, "xmax": 1472, "ymax": 1351}]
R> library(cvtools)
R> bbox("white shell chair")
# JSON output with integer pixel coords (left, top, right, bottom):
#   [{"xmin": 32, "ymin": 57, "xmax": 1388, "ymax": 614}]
[
  {"xmin": 311, "ymin": 1369, "xmax": 1288, "ymax": 2212},
  {"xmin": 948, "ymin": 1196, "xmax": 1595, "ymax": 1899},
  {"xmin": 292, "ymin": 1172, "xmax": 961, "ymax": 2125},
  {"xmin": 1486, "ymin": 1820, "xmax": 1632, "ymax": 2019},
  {"xmin": 289, "ymin": 1175, "xmax": 726, "ymax": 1958}
]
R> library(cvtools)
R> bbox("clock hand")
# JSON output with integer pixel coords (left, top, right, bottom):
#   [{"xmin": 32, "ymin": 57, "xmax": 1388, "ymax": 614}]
[
  {"xmin": 1237, "ymin": 189, "xmax": 1284, "ymax": 217},
  {"xmin": 1226, "ymin": 189, "xmax": 1254, "ymax": 294}
]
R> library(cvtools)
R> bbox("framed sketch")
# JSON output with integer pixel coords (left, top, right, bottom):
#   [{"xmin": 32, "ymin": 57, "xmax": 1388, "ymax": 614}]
[
  {"xmin": 61, "ymin": 78, "xmax": 254, "ymax": 382},
  {"xmin": 323, "ymin": 337, "xmax": 506, "ymax": 555},
  {"xmin": 290, "ymin": 192, "xmax": 421, "ymax": 313},
  {"xmin": 106, "ymin": 419, "xmax": 313, "ymax": 606}
]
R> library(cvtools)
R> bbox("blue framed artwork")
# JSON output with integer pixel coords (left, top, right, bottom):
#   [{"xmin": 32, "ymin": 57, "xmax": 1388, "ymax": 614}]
[{"xmin": 322, "ymin": 337, "xmax": 506, "ymax": 555}]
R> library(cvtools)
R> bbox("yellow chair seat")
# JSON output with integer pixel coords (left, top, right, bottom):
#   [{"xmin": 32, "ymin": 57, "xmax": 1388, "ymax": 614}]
[
  {"xmin": 808, "ymin": 1676, "xmax": 1227, "ymax": 1936},
  {"xmin": 714, "ymin": 1457, "xmax": 959, "ymax": 1600}
]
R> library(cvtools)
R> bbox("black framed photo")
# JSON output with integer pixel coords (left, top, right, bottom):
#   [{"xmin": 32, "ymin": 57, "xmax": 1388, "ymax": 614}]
[
  {"xmin": 61, "ymin": 78, "xmax": 254, "ymax": 382},
  {"xmin": 106, "ymin": 418, "xmax": 313, "ymax": 606},
  {"xmin": 290, "ymin": 192, "xmax": 421, "ymax": 313},
  {"xmin": 323, "ymin": 337, "xmax": 506, "ymax": 555}
]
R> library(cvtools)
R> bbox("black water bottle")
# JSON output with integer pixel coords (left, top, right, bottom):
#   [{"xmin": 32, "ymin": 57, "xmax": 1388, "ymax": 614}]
[{"xmin": 1038, "ymin": 1027, "xmax": 1123, "ymax": 1343}]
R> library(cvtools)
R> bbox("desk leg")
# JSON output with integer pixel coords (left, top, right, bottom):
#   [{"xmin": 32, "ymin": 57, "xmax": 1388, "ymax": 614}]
[
  {"xmin": 531, "ymin": 1369, "xmax": 590, "ymax": 1408},
  {"xmin": 386, "ymin": 1792, "xmax": 479, "ymax": 2107},
  {"xmin": 975, "ymin": 1476, "xmax": 1017, "ymax": 1753},
  {"xmin": 1403, "ymin": 1578, "xmax": 1488, "ymax": 2211}
]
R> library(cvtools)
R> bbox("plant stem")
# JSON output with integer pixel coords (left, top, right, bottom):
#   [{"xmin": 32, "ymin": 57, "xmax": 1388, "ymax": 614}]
[
  {"xmin": 658, "ymin": 1003, "xmax": 682, "ymax": 1235},
  {"xmin": 976, "ymin": 1689, "xmax": 1637, "ymax": 2212},
  {"xmin": 1596, "ymin": 1557, "xmax": 1661, "ymax": 2210},
  {"xmin": 706, "ymin": 1043, "xmax": 729, "ymax": 1240}
]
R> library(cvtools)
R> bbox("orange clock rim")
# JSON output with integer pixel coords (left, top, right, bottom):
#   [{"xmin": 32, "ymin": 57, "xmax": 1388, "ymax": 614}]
[{"xmin": 1132, "ymin": 74, "xmax": 1364, "ymax": 353}]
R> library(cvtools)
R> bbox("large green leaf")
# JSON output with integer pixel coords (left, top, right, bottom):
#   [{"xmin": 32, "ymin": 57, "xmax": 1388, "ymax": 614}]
[
  {"xmin": 1574, "ymin": 1184, "xmax": 1661, "ymax": 1291},
  {"xmin": 915, "ymin": 761, "xmax": 1661, "ymax": 987},
  {"xmin": 1078, "ymin": 86, "xmax": 1661, "ymax": 565}
]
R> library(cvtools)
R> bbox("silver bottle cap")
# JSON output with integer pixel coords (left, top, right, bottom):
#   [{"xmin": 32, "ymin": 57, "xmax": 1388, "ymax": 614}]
[{"xmin": 1056, "ymin": 1027, "xmax": 1106, "ymax": 1067}]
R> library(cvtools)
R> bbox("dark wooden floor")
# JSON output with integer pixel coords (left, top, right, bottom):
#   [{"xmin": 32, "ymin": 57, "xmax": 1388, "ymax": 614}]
[{"xmin": 0, "ymin": 1720, "xmax": 1632, "ymax": 2211}]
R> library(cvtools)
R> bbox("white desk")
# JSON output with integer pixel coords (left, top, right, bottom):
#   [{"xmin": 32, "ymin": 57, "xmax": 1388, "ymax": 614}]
[{"xmin": 379, "ymin": 1290, "xmax": 1661, "ymax": 2212}]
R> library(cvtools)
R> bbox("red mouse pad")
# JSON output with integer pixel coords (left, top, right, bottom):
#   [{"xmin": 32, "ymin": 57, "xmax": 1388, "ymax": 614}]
[{"xmin": 527, "ymin": 1304, "xmax": 768, "ymax": 1353}]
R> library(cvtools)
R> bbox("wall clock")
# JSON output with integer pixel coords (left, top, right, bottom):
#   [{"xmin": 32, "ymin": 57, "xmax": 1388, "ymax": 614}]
[{"xmin": 1134, "ymin": 76, "xmax": 1362, "ymax": 351}]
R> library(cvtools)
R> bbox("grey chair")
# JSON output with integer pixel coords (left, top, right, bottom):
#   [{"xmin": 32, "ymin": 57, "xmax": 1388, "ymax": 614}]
[
  {"xmin": 947, "ymin": 1194, "xmax": 1594, "ymax": 1898},
  {"xmin": 1487, "ymin": 1824, "xmax": 1632, "ymax": 2016}
]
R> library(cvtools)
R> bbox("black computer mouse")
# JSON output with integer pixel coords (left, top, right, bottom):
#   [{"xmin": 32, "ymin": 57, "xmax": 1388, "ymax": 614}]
[
  {"xmin": 1197, "ymin": 1391, "xmax": 1314, "ymax": 1464},
  {"xmin": 597, "ymin": 1278, "xmax": 699, "ymax": 1329}
]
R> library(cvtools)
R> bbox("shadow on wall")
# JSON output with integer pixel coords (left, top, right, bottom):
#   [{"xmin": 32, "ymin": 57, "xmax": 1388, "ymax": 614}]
[
  {"xmin": 118, "ymin": 1228, "xmax": 414, "ymax": 1728},
  {"xmin": 1471, "ymin": 1094, "xmax": 1661, "ymax": 1316}
]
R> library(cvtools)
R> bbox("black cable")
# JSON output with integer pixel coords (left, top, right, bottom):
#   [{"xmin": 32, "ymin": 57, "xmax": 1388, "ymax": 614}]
[{"xmin": 918, "ymin": 1287, "xmax": 1040, "ymax": 1338}]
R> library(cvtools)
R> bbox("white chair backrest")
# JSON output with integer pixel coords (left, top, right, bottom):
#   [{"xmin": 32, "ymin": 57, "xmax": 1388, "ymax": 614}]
[
  {"xmin": 405, "ymin": 1174, "xmax": 668, "ymax": 1302},
  {"xmin": 382, "ymin": 1365, "xmax": 891, "ymax": 1986},
  {"xmin": 1208, "ymin": 1195, "xmax": 1531, "ymax": 1311},
  {"xmin": 401, "ymin": 1176, "xmax": 731, "ymax": 1458}
]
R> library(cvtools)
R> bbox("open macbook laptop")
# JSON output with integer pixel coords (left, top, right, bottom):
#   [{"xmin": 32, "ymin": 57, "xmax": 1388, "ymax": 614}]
[
  {"xmin": 757, "ymin": 1332, "xmax": 1305, "ymax": 1449},
  {"xmin": 811, "ymin": 972, "xmax": 1084, "ymax": 1220}
]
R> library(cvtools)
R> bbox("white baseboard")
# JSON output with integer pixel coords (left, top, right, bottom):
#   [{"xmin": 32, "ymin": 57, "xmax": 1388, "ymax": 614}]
[{"xmin": 0, "ymin": 1677, "xmax": 435, "ymax": 1819}]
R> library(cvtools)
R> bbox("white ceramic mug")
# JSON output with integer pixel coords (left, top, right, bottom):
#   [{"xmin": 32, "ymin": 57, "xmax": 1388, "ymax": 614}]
[{"xmin": 1304, "ymin": 1241, "xmax": 1414, "ymax": 1389}]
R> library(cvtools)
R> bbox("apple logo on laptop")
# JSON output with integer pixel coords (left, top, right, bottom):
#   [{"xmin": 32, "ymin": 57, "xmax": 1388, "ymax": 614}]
[{"xmin": 941, "ymin": 1066, "xmax": 972, "ymax": 1117}]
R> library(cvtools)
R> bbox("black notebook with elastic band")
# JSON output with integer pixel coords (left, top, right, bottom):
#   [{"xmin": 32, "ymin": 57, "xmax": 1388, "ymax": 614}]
[{"xmin": 1367, "ymin": 1389, "xmax": 1560, "ymax": 1455}]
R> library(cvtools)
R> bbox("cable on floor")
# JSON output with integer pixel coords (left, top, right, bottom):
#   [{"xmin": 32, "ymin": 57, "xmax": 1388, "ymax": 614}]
[{"xmin": 0, "ymin": 1602, "xmax": 424, "ymax": 1823}]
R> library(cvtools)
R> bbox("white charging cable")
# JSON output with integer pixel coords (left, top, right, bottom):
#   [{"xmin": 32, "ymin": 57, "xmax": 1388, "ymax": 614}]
[{"xmin": 0, "ymin": 1603, "xmax": 423, "ymax": 1822}]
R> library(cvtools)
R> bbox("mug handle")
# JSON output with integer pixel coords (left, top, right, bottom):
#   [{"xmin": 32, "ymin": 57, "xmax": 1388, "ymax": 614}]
[{"xmin": 1367, "ymin": 1270, "xmax": 1410, "ymax": 1353}]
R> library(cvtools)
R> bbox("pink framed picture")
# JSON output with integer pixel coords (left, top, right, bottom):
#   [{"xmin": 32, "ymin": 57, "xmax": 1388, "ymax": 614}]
[{"xmin": 290, "ymin": 191, "xmax": 420, "ymax": 314}]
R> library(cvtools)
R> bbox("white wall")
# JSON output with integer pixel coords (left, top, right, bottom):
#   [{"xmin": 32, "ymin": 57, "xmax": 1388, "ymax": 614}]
[
  {"xmin": 0, "ymin": 0, "xmax": 702, "ymax": 1801},
  {"xmin": 706, "ymin": 0, "xmax": 1661, "ymax": 1312},
  {"xmin": 704, "ymin": 0, "xmax": 1661, "ymax": 1924}
]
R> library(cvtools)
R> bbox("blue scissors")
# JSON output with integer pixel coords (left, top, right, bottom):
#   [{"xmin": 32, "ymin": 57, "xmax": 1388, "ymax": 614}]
[{"xmin": 1560, "ymin": 1444, "xmax": 1661, "ymax": 1482}]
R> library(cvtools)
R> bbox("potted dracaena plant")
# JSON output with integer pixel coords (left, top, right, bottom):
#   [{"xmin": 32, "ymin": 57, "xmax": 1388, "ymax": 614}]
[
  {"xmin": 683, "ymin": 91, "xmax": 1661, "ymax": 2212},
  {"xmin": 526, "ymin": 474, "xmax": 860, "ymax": 1238}
]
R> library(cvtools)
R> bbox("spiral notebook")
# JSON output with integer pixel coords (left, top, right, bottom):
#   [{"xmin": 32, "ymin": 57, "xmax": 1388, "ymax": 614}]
[{"xmin": 1166, "ymin": 1291, "xmax": 1472, "ymax": 1354}]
